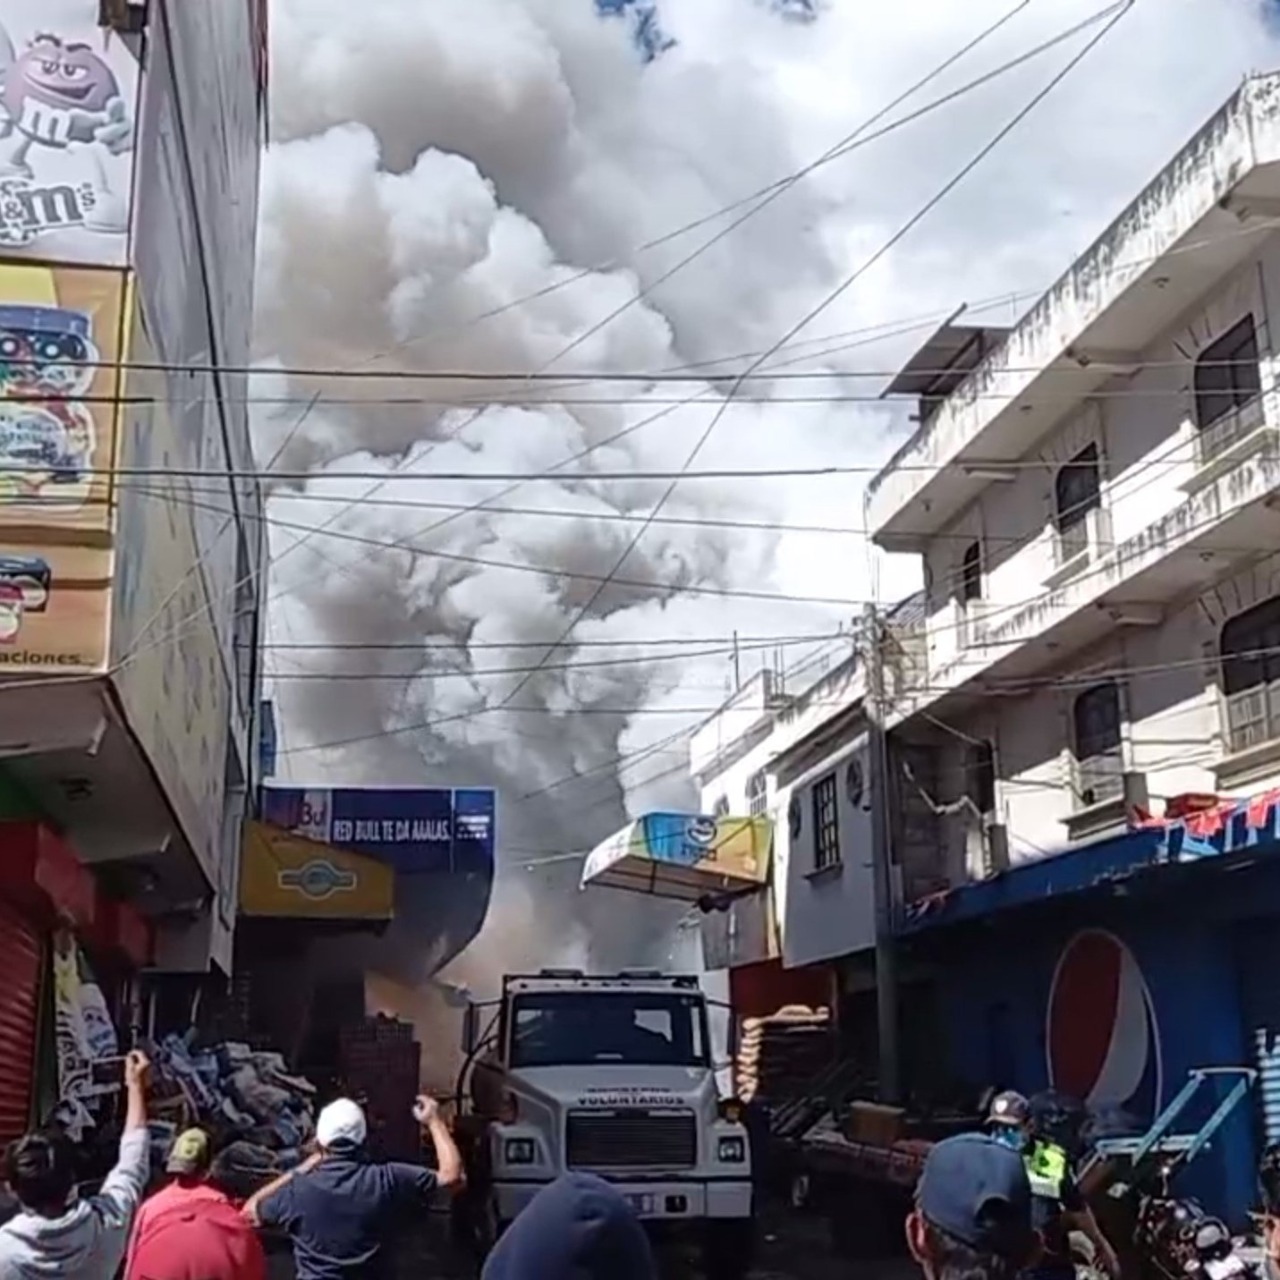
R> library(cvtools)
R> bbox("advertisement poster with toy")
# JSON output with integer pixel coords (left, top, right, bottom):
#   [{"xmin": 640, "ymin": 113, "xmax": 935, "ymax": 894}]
[
  {"xmin": 0, "ymin": 539, "xmax": 110, "ymax": 672},
  {"xmin": 53, "ymin": 931, "xmax": 121, "ymax": 1120},
  {"xmin": 0, "ymin": 3, "xmax": 139, "ymax": 267},
  {"xmin": 0, "ymin": 262, "xmax": 125, "ymax": 532}
]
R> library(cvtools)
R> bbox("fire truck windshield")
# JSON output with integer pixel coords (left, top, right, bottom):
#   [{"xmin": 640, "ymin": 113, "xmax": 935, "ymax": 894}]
[{"xmin": 508, "ymin": 991, "xmax": 710, "ymax": 1068}]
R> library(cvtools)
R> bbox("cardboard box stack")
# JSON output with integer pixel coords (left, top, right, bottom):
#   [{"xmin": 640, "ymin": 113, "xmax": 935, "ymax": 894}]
[{"xmin": 339, "ymin": 1015, "xmax": 422, "ymax": 1160}]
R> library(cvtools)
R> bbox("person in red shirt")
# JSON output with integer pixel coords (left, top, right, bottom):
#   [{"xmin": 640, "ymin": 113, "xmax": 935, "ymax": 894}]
[{"xmin": 124, "ymin": 1128, "xmax": 267, "ymax": 1280}]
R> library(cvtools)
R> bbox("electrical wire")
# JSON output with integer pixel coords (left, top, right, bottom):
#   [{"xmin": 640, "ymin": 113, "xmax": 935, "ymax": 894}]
[{"xmin": 534, "ymin": 0, "xmax": 1040, "ymax": 374}]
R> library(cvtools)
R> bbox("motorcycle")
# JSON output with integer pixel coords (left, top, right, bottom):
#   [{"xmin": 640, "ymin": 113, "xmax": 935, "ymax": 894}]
[
  {"xmin": 1075, "ymin": 1068, "xmax": 1259, "ymax": 1280},
  {"xmin": 1133, "ymin": 1160, "xmax": 1252, "ymax": 1280}
]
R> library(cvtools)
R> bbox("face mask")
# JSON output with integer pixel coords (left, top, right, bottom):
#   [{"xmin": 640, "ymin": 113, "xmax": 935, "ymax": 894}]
[{"xmin": 992, "ymin": 1126, "xmax": 1026, "ymax": 1153}]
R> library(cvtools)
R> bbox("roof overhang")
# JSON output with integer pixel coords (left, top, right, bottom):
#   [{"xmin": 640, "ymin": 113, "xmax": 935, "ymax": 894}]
[{"xmin": 868, "ymin": 72, "xmax": 1280, "ymax": 551}]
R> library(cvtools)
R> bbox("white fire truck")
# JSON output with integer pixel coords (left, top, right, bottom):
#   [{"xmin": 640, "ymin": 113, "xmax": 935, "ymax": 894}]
[{"xmin": 456, "ymin": 969, "xmax": 754, "ymax": 1279}]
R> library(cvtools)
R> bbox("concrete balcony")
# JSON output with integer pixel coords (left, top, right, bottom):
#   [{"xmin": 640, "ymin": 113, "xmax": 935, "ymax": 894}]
[
  {"xmin": 869, "ymin": 72, "xmax": 1280, "ymax": 552},
  {"xmin": 901, "ymin": 394, "xmax": 1280, "ymax": 717}
]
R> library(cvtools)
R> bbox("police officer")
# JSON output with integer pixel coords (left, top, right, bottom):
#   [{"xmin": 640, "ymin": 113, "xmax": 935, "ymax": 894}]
[{"xmin": 985, "ymin": 1091, "xmax": 1121, "ymax": 1280}]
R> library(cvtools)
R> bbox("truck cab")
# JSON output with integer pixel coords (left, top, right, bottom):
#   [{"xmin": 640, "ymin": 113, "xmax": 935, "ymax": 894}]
[{"xmin": 460, "ymin": 969, "xmax": 754, "ymax": 1278}]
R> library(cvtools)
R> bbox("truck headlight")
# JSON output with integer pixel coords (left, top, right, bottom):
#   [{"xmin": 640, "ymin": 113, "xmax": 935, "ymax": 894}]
[
  {"xmin": 717, "ymin": 1135, "xmax": 746, "ymax": 1163},
  {"xmin": 504, "ymin": 1138, "xmax": 536, "ymax": 1165}
]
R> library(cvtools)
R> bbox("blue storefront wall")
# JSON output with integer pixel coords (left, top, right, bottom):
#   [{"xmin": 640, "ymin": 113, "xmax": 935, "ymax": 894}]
[
  {"xmin": 902, "ymin": 798, "xmax": 1280, "ymax": 1227},
  {"xmin": 925, "ymin": 901, "xmax": 1256, "ymax": 1222}
]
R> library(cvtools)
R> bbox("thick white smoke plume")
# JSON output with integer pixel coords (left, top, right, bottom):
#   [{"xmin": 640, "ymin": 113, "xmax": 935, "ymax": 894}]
[{"xmin": 255, "ymin": 0, "xmax": 1280, "ymax": 986}]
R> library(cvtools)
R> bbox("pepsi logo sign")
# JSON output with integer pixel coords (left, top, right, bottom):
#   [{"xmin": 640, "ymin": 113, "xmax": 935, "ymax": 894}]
[{"xmin": 1045, "ymin": 928, "xmax": 1162, "ymax": 1118}]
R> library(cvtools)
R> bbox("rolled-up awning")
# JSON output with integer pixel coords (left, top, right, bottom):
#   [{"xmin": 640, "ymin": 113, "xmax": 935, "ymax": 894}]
[{"xmin": 581, "ymin": 812, "xmax": 772, "ymax": 902}]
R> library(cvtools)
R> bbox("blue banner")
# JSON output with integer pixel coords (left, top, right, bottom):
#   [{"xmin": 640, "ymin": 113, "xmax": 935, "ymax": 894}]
[{"xmin": 259, "ymin": 786, "xmax": 497, "ymax": 876}]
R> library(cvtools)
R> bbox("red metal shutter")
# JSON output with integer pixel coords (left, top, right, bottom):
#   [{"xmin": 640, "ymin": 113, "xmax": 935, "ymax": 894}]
[{"xmin": 0, "ymin": 901, "xmax": 41, "ymax": 1145}]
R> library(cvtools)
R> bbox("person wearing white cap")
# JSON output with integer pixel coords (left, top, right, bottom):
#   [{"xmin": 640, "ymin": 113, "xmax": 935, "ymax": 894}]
[{"xmin": 243, "ymin": 1094, "xmax": 462, "ymax": 1279}]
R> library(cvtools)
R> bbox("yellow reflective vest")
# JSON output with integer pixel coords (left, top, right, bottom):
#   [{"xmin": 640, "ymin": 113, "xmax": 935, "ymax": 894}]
[{"xmin": 1025, "ymin": 1140, "xmax": 1068, "ymax": 1201}]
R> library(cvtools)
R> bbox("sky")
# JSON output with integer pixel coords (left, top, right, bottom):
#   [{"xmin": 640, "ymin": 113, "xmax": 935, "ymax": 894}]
[{"xmin": 252, "ymin": 0, "xmax": 1280, "ymax": 974}]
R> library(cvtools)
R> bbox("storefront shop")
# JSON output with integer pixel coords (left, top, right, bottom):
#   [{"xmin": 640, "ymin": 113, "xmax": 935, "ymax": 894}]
[
  {"xmin": 0, "ymin": 819, "xmax": 96, "ymax": 1144},
  {"xmin": 898, "ymin": 791, "xmax": 1280, "ymax": 1227}
]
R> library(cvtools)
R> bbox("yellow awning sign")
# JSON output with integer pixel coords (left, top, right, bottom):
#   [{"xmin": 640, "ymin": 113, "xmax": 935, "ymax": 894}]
[
  {"xmin": 581, "ymin": 812, "xmax": 773, "ymax": 902},
  {"xmin": 240, "ymin": 821, "xmax": 394, "ymax": 919}
]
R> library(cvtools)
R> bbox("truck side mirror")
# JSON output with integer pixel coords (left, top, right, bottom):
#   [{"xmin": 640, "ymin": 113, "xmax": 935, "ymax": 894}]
[{"xmin": 462, "ymin": 1002, "xmax": 479, "ymax": 1056}]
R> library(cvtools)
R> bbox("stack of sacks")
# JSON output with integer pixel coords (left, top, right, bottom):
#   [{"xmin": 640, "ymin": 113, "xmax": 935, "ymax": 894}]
[{"xmin": 735, "ymin": 1005, "xmax": 833, "ymax": 1104}]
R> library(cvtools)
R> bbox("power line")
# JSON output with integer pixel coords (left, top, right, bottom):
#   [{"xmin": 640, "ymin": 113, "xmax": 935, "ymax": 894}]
[
  {"xmin": 534, "ymin": 0, "xmax": 1040, "ymax": 374},
  {"xmin": 294, "ymin": 0, "xmax": 1102, "ymax": 373},
  {"xmin": 255, "ymin": 631, "xmax": 843, "ymax": 652}
]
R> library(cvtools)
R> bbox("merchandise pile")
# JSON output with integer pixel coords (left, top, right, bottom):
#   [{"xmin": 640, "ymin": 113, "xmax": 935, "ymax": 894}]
[
  {"xmin": 150, "ymin": 1031, "xmax": 317, "ymax": 1184},
  {"xmin": 735, "ymin": 1005, "xmax": 834, "ymax": 1105}
]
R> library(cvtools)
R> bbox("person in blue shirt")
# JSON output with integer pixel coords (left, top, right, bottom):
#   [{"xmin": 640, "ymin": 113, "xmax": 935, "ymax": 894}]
[
  {"xmin": 480, "ymin": 1172, "xmax": 656, "ymax": 1280},
  {"xmin": 243, "ymin": 1094, "xmax": 462, "ymax": 1280}
]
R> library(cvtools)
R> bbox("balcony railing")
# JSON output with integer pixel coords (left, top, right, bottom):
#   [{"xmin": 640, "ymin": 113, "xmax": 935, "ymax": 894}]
[
  {"xmin": 1074, "ymin": 749, "xmax": 1124, "ymax": 808},
  {"xmin": 1053, "ymin": 505, "xmax": 1112, "ymax": 578},
  {"xmin": 1199, "ymin": 395, "xmax": 1266, "ymax": 466},
  {"xmin": 957, "ymin": 599, "xmax": 992, "ymax": 650},
  {"xmin": 1224, "ymin": 681, "xmax": 1280, "ymax": 753}
]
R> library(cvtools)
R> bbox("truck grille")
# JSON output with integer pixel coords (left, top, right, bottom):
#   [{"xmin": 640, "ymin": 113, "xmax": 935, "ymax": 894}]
[{"xmin": 565, "ymin": 1109, "xmax": 697, "ymax": 1169}]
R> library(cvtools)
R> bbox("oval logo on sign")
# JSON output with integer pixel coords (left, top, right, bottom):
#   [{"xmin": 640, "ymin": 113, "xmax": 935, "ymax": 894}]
[
  {"xmin": 689, "ymin": 817, "xmax": 717, "ymax": 846},
  {"xmin": 279, "ymin": 859, "xmax": 358, "ymax": 901},
  {"xmin": 1046, "ymin": 929, "xmax": 1162, "ymax": 1119}
]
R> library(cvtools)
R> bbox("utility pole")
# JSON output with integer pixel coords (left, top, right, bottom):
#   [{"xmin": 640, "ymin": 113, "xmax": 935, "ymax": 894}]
[
  {"xmin": 861, "ymin": 601, "xmax": 901, "ymax": 1104},
  {"xmin": 732, "ymin": 630, "xmax": 741, "ymax": 691}
]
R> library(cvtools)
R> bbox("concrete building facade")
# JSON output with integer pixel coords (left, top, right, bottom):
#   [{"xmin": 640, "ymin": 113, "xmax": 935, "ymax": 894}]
[
  {"xmin": 869, "ymin": 70, "xmax": 1280, "ymax": 891},
  {"xmin": 0, "ymin": 0, "xmax": 267, "ymax": 1026},
  {"xmin": 860, "ymin": 71, "xmax": 1280, "ymax": 1225}
]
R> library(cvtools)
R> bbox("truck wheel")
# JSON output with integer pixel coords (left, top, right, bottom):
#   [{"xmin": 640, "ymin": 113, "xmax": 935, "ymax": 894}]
[{"xmin": 702, "ymin": 1219, "xmax": 754, "ymax": 1280}]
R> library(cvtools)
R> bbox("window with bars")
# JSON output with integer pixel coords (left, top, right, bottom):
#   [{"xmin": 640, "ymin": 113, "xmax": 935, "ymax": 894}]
[
  {"xmin": 1221, "ymin": 596, "xmax": 1280, "ymax": 753},
  {"xmin": 746, "ymin": 770, "xmax": 768, "ymax": 817},
  {"xmin": 1053, "ymin": 443, "xmax": 1101, "ymax": 565},
  {"xmin": 1195, "ymin": 315, "xmax": 1264, "ymax": 462},
  {"xmin": 1071, "ymin": 681, "xmax": 1124, "ymax": 807},
  {"xmin": 811, "ymin": 773, "xmax": 840, "ymax": 871},
  {"xmin": 964, "ymin": 740, "xmax": 996, "ymax": 816}
]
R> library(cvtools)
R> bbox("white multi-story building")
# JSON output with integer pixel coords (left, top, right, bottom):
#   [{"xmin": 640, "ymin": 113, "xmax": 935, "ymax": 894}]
[
  {"xmin": 868, "ymin": 71, "xmax": 1280, "ymax": 896},
  {"xmin": 689, "ymin": 606, "xmax": 926, "ymax": 995}
]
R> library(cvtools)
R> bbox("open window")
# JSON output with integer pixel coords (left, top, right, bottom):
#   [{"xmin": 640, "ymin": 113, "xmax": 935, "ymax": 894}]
[
  {"xmin": 1221, "ymin": 595, "xmax": 1280, "ymax": 753},
  {"xmin": 1071, "ymin": 681, "xmax": 1124, "ymax": 807},
  {"xmin": 1195, "ymin": 315, "xmax": 1263, "ymax": 463},
  {"xmin": 1053, "ymin": 443, "xmax": 1102, "ymax": 566}
]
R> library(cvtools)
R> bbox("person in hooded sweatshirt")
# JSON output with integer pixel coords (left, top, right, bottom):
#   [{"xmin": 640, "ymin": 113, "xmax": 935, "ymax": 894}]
[
  {"xmin": 0, "ymin": 1049, "xmax": 152, "ymax": 1280},
  {"xmin": 123, "ymin": 1128, "xmax": 266, "ymax": 1280},
  {"xmin": 480, "ymin": 1173, "xmax": 656, "ymax": 1280}
]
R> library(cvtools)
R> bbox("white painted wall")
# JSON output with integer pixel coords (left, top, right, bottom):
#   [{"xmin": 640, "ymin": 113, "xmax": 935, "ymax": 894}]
[
  {"xmin": 924, "ymin": 548, "xmax": 1280, "ymax": 867},
  {"xmin": 774, "ymin": 739, "xmax": 876, "ymax": 968},
  {"xmin": 692, "ymin": 657, "xmax": 867, "ymax": 966},
  {"xmin": 917, "ymin": 234, "xmax": 1280, "ymax": 697}
]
